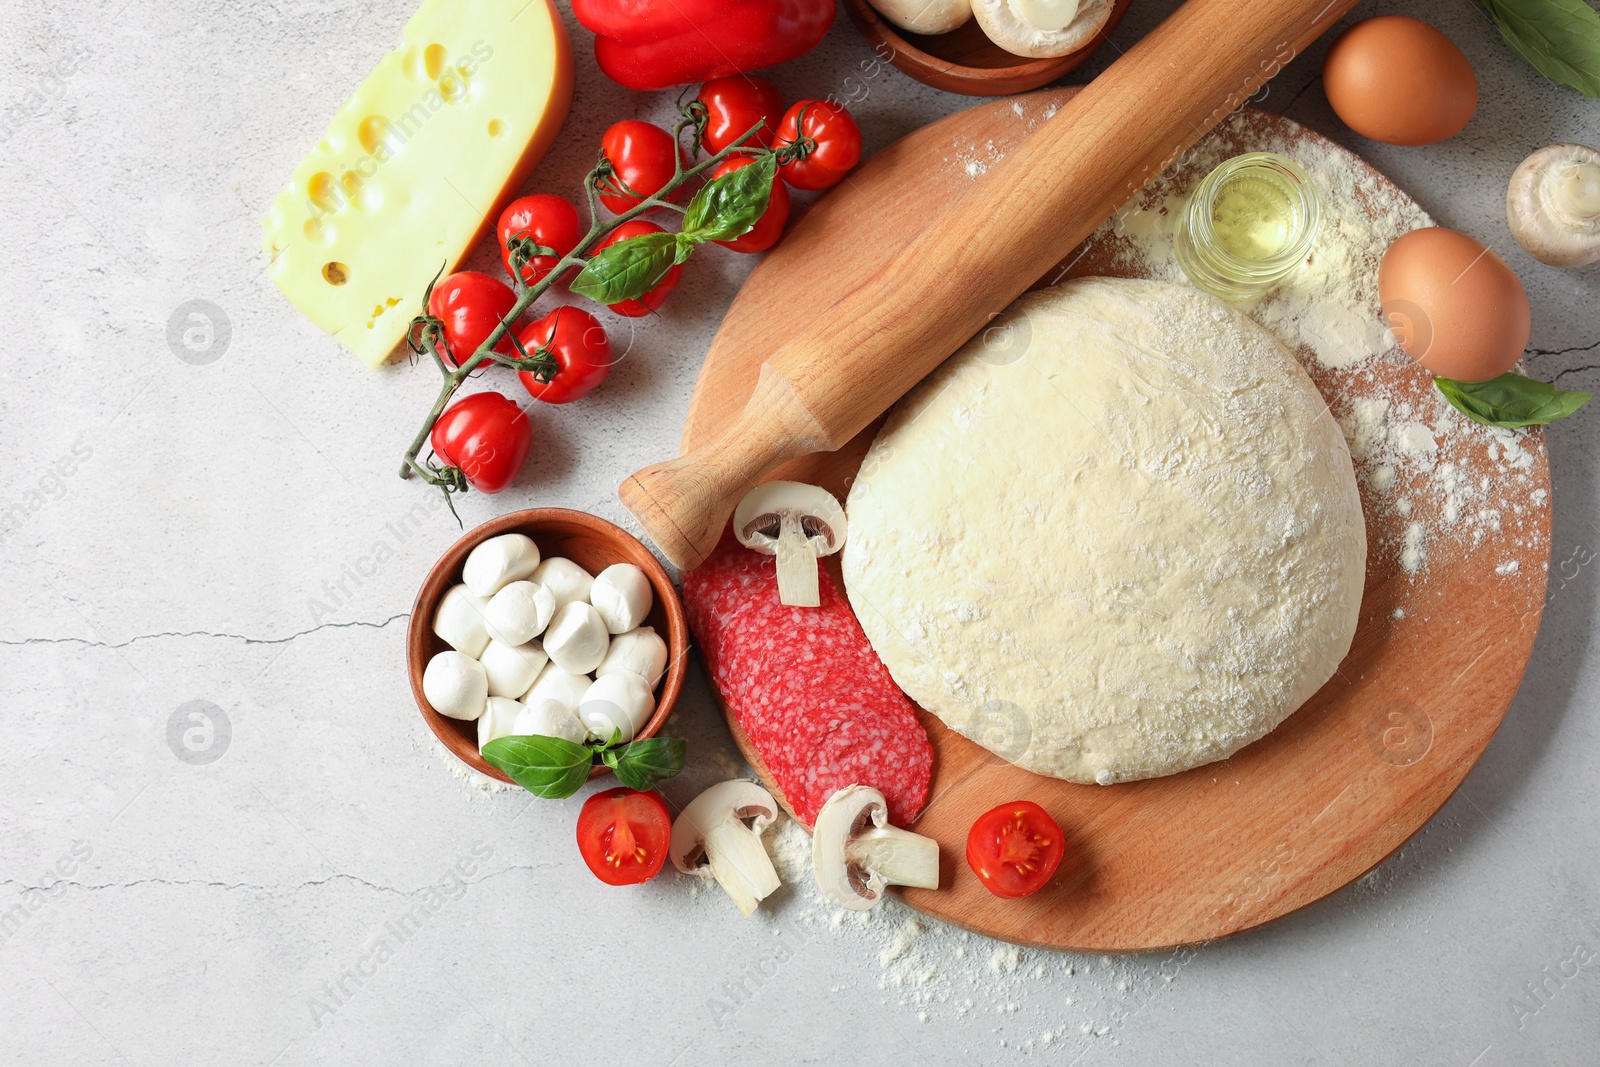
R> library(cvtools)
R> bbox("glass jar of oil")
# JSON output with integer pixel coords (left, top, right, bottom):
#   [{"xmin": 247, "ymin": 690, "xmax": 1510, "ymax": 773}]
[{"xmin": 1174, "ymin": 152, "xmax": 1321, "ymax": 300}]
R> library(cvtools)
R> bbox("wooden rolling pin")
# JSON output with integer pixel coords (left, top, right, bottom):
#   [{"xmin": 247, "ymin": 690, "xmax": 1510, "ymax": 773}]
[{"xmin": 622, "ymin": 0, "xmax": 1359, "ymax": 571}]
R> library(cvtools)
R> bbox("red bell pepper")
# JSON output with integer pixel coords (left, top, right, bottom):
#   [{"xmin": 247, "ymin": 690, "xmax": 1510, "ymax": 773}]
[{"xmin": 572, "ymin": 0, "xmax": 835, "ymax": 91}]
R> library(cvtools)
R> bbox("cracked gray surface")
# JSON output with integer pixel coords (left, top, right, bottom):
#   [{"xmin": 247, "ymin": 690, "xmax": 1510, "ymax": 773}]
[{"xmin": 1, "ymin": 0, "xmax": 1597, "ymax": 1065}]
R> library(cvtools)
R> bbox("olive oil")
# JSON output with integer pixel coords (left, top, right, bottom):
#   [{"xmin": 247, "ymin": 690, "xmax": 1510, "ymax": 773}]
[{"xmin": 1174, "ymin": 153, "xmax": 1320, "ymax": 301}]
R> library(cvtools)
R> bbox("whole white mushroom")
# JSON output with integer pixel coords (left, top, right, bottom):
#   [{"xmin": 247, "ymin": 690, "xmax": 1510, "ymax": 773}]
[{"xmin": 866, "ymin": 0, "xmax": 971, "ymax": 36}]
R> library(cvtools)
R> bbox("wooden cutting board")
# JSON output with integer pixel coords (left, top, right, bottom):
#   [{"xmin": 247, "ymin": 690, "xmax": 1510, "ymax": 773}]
[{"xmin": 681, "ymin": 87, "xmax": 1552, "ymax": 952}]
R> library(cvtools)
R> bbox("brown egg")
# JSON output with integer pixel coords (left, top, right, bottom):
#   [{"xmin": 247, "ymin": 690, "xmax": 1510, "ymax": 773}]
[
  {"xmin": 1323, "ymin": 16, "xmax": 1477, "ymax": 146},
  {"xmin": 1378, "ymin": 228, "xmax": 1530, "ymax": 382}
]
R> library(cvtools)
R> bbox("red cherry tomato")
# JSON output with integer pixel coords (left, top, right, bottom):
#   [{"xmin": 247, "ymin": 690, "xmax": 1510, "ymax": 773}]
[
  {"xmin": 429, "ymin": 392, "xmax": 532, "ymax": 494},
  {"xmin": 516, "ymin": 306, "xmax": 612, "ymax": 404},
  {"xmin": 577, "ymin": 788, "xmax": 671, "ymax": 885},
  {"xmin": 697, "ymin": 75, "xmax": 785, "ymax": 153},
  {"xmin": 966, "ymin": 800, "xmax": 1065, "ymax": 899},
  {"xmin": 709, "ymin": 157, "xmax": 790, "ymax": 254},
  {"xmin": 497, "ymin": 194, "xmax": 583, "ymax": 288},
  {"xmin": 599, "ymin": 121, "xmax": 684, "ymax": 214},
  {"xmin": 590, "ymin": 220, "xmax": 682, "ymax": 317},
  {"xmin": 774, "ymin": 99, "xmax": 863, "ymax": 191},
  {"xmin": 426, "ymin": 272, "xmax": 518, "ymax": 368}
]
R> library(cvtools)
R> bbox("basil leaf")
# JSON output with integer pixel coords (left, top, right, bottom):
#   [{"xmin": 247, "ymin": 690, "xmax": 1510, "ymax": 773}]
[
  {"xmin": 607, "ymin": 737, "xmax": 687, "ymax": 792},
  {"xmin": 481, "ymin": 735, "xmax": 593, "ymax": 799},
  {"xmin": 1435, "ymin": 373, "xmax": 1591, "ymax": 428},
  {"xmin": 681, "ymin": 154, "xmax": 778, "ymax": 244},
  {"xmin": 1480, "ymin": 0, "xmax": 1600, "ymax": 97},
  {"xmin": 570, "ymin": 231, "xmax": 677, "ymax": 305}
]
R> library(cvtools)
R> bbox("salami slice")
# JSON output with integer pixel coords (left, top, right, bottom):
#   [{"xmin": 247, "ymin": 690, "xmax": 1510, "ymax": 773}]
[{"xmin": 683, "ymin": 528, "xmax": 933, "ymax": 827}]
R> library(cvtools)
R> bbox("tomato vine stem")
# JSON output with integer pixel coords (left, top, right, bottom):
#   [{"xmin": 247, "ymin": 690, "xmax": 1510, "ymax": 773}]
[{"xmin": 397, "ymin": 114, "xmax": 774, "ymax": 512}]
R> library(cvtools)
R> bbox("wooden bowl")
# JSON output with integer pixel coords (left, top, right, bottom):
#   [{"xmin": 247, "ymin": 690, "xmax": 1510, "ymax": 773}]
[
  {"xmin": 841, "ymin": 0, "xmax": 1132, "ymax": 96},
  {"xmin": 407, "ymin": 508, "xmax": 690, "ymax": 785}
]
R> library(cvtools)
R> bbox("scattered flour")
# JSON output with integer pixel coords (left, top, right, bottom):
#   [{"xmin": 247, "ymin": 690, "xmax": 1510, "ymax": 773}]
[{"xmin": 751, "ymin": 820, "xmax": 1192, "ymax": 1051}]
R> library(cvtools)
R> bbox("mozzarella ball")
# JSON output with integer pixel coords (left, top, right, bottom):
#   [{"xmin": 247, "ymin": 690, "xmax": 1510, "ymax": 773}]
[
  {"xmin": 589, "ymin": 563, "xmax": 653, "ymax": 634},
  {"xmin": 596, "ymin": 626, "xmax": 669, "ymax": 686},
  {"xmin": 513, "ymin": 696, "xmax": 588, "ymax": 745},
  {"xmin": 477, "ymin": 696, "xmax": 524, "ymax": 749},
  {"xmin": 543, "ymin": 602, "xmax": 610, "ymax": 675},
  {"xmin": 530, "ymin": 557, "xmax": 593, "ymax": 612},
  {"xmin": 462, "ymin": 533, "xmax": 541, "ymax": 598},
  {"xmin": 579, "ymin": 672, "xmax": 657, "ymax": 743},
  {"xmin": 522, "ymin": 661, "xmax": 592, "ymax": 713},
  {"xmin": 479, "ymin": 639, "xmax": 548, "ymax": 699},
  {"xmin": 422, "ymin": 651, "xmax": 488, "ymax": 721},
  {"xmin": 432, "ymin": 584, "xmax": 490, "ymax": 658},
  {"xmin": 483, "ymin": 580, "xmax": 556, "ymax": 646}
]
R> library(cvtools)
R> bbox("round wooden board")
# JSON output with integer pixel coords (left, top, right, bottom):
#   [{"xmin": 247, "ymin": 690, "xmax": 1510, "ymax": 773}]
[{"xmin": 681, "ymin": 88, "xmax": 1552, "ymax": 952}]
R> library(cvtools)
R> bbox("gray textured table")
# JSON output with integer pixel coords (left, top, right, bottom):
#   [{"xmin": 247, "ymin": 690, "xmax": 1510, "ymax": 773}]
[{"xmin": 2, "ymin": 1, "xmax": 1596, "ymax": 1064}]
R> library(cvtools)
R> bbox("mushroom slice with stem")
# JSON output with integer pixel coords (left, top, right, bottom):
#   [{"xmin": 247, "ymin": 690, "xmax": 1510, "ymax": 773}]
[
  {"xmin": 1507, "ymin": 143, "xmax": 1600, "ymax": 269},
  {"xmin": 732, "ymin": 481, "xmax": 846, "ymax": 608},
  {"xmin": 812, "ymin": 785, "xmax": 939, "ymax": 911},
  {"xmin": 669, "ymin": 780, "xmax": 782, "ymax": 917}
]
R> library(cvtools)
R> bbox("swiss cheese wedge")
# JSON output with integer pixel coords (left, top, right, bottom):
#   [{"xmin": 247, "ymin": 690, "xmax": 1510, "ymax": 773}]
[{"xmin": 262, "ymin": 0, "xmax": 572, "ymax": 366}]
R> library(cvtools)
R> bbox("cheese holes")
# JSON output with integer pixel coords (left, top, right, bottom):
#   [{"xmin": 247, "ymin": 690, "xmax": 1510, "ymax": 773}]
[
  {"xmin": 308, "ymin": 172, "xmax": 342, "ymax": 215},
  {"xmin": 322, "ymin": 262, "xmax": 350, "ymax": 286},
  {"xmin": 423, "ymin": 43, "xmax": 446, "ymax": 80},
  {"xmin": 487, "ymin": 119, "xmax": 505, "ymax": 137}
]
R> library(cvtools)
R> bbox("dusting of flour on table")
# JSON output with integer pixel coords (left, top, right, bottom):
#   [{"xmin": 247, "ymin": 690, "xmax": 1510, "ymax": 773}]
[{"xmin": 741, "ymin": 819, "xmax": 1190, "ymax": 1052}]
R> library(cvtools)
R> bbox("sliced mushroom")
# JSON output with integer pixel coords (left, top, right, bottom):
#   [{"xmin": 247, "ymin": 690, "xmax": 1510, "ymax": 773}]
[
  {"xmin": 1508, "ymin": 143, "xmax": 1600, "ymax": 269},
  {"xmin": 971, "ymin": 0, "xmax": 1110, "ymax": 60},
  {"xmin": 669, "ymin": 780, "xmax": 781, "ymax": 917},
  {"xmin": 733, "ymin": 481, "xmax": 846, "ymax": 608},
  {"xmin": 812, "ymin": 786, "xmax": 939, "ymax": 911},
  {"xmin": 866, "ymin": 0, "xmax": 971, "ymax": 35}
]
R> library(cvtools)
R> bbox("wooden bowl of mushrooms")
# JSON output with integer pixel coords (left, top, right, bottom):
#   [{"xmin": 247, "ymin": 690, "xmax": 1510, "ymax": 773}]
[
  {"xmin": 407, "ymin": 509, "xmax": 690, "ymax": 784},
  {"xmin": 843, "ymin": 0, "xmax": 1132, "ymax": 96}
]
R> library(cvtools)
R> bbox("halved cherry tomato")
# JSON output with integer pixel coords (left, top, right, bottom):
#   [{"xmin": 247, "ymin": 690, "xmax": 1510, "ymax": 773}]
[
  {"xmin": 429, "ymin": 391, "xmax": 532, "ymax": 494},
  {"xmin": 577, "ymin": 788, "xmax": 671, "ymax": 885},
  {"xmin": 774, "ymin": 99, "xmax": 862, "ymax": 191},
  {"xmin": 590, "ymin": 220, "xmax": 682, "ymax": 316},
  {"xmin": 426, "ymin": 271, "xmax": 519, "ymax": 368},
  {"xmin": 599, "ymin": 121, "xmax": 685, "ymax": 214},
  {"xmin": 697, "ymin": 75, "xmax": 785, "ymax": 153},
  {"xmin": 497, "ymin": 194, "xmax": 583, "ymax": 288},
  {"xmin": 709, "ymin": 157, "xmax": 790, "ymax": 254},
  {"xmin": 966, "ymin": 800, "xmax": 1065, "ymax": 899},
  {"xmin": 516, "ymin": 306, "xmax": 612, "ymax": 404}
]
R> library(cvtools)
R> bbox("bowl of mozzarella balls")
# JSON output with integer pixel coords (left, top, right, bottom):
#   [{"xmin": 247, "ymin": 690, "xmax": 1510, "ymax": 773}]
[{"xmin": 407, "ymin": 509, "xmax": 690, "ymax": 783}]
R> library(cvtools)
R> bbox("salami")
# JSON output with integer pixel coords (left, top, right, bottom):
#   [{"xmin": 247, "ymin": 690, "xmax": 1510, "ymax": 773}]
[{"xmin": 683, "ymin": 527, "xmax": 933, "ymax": 827}]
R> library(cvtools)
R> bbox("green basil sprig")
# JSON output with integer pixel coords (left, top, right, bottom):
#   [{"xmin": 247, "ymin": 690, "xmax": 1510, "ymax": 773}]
[
  {"xmin": 481, "ymin": 731, "xmax": 687, "ymax": 799},
  {"xmin": 1435, "ymin": 372, "xmax": 1591, "ymax": 428},
  {"xmin": 571, "ymin": 155, "xmax": 777, "ymax": 306},
  {"xmin": 1480, "ymin": 0, "xmax": 1600, "ymax": 97}
]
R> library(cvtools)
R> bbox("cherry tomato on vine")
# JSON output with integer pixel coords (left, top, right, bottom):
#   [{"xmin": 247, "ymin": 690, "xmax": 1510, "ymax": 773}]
[
  {"xmin": 516, "ymin": 306, "xmax": 612, "ymax": 404},
  {"xmin": 429, "ymin": 391, "xmax": 531, "ymax": 494},
  {"xmin": 497, "ymin": 194, "xmax": 583, "ymax": 288},
  {"xmin": 590, "ymin": 220, "xmax": 682, "ymax": 316},
  {"xmin": 577, "ymin": 788, "xmax": 672, "ymax": 885},
  {"xmin": 426, "ymin": 272, "xmax": 519, "ymax": 368},
  {"xmin": 709, "ymin": 157, "xmax": 790, "ymax": 254},
  {"xmin": 598, "ymin": 121, "xmax": 685, "ymax": 214},
  {"xmin": 966, "ymin": 800, "xmax": 1065, "ymax": 899},
  {"xmin": 696, "ymin": 75, "xmax": 785, "ymax": 153},
  {"xmin": 774, "ymin": 99, "xmax": 862, "ymax": 191}
]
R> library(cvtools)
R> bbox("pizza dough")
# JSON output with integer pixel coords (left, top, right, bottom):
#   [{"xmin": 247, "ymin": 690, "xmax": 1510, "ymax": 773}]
[{"xmin": 841, "ymin": 277, "xmax": 1366, "ymax": 785}]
